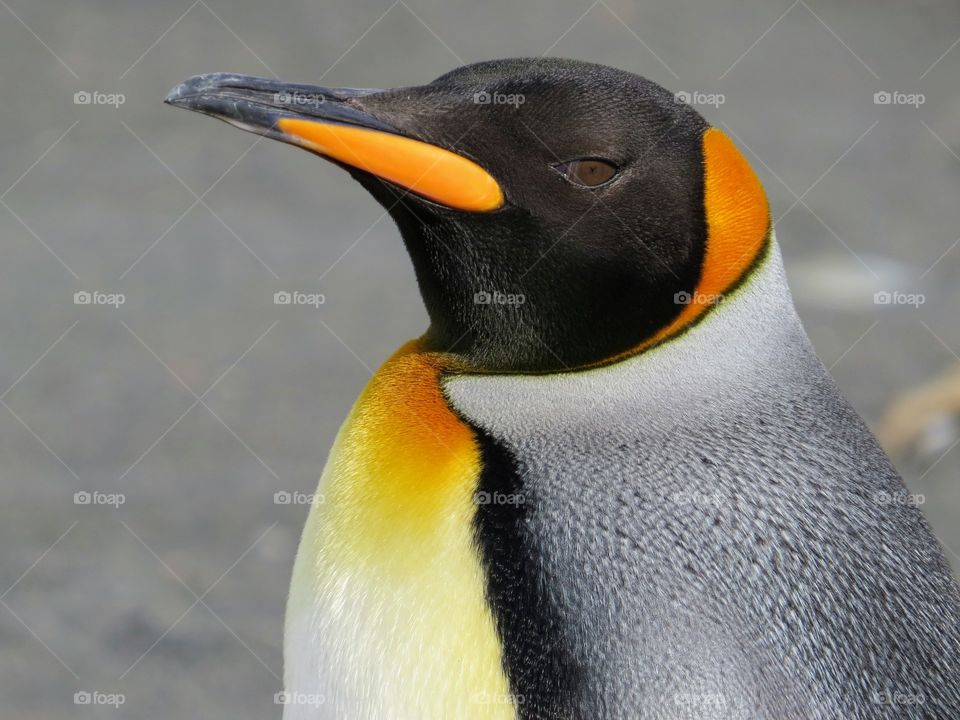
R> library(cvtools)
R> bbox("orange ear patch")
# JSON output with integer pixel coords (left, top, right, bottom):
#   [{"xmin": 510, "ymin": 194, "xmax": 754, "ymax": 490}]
[
  {"xmin": 631, "ymin": 127, "xmax": 770, "ymax": 354},
  {"xmin": 699, "ymin": 127, "xmax": 771, "ymax": 296}
]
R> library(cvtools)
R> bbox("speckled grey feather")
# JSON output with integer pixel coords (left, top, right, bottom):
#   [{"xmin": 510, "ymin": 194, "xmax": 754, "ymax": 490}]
[{"xmin": 444, "ymin": 238, "xmax": 960, "ymax": 719}]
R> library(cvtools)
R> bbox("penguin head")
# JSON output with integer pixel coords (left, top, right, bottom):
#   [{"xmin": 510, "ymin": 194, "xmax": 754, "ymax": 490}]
[{"xmin": 167, "ymin": 59, "xmax": 769, "ymax": 372}]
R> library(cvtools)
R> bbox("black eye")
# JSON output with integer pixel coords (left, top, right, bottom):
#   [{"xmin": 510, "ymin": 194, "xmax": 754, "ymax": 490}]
[{"xmin": 554, "ymin": 158, "xmax": 618, "ymax": 187}]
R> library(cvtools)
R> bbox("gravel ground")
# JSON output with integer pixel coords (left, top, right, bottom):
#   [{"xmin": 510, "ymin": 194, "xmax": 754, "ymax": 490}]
[{"xmin": 2, "ymin": 1, "xmax": 959, "ymax": 717}]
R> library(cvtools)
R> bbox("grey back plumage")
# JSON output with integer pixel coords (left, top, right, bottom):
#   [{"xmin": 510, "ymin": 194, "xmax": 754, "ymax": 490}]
[{"xmin": 444, "ymin": 239, "xmax": 960, "ymax": 719}]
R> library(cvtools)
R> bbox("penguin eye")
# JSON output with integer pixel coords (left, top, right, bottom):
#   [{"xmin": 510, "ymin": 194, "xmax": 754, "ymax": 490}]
[{"xmin": 554, "ymin": 158, "xmax": 618, "ymax": 187}]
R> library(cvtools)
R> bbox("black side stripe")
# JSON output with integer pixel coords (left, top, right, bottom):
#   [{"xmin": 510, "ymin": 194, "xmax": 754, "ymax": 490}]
[{"xmin": 470, "ymin": 426, "xmax": 584, "ymax": 719}]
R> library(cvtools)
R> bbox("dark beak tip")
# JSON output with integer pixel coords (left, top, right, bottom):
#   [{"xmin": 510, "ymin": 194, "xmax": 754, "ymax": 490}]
[
  {"xmin": 164, "ymin": 82, "xmax": 183, "ymax": 105},
  {"xmin": 161, "ymin": 72, "xmax": 397, "ymax": 135},
  {"xmin": 164, "ymin": 77, "xmax": 201, "ymax": 107},
  {"xmin": 163, "ymin": 72, "xmax": 243, "ymax": 106}
]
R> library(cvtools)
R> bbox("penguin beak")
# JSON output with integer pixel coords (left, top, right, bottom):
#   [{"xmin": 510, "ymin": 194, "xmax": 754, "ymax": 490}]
[{"xmin": 165, "ymin": 73, "xmax": 504, "ymax": 213}]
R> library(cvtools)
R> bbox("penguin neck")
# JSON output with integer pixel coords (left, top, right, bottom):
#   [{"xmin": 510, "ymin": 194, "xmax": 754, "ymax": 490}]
[
  {"xmin": 648, "ymin": 231, "xmax": 806, "ymax": 359},
  {"xmin": 444, "ymin": 234, "xmax": 820, "ymax": 422},
  {"xmin": 618, "ymin": 233, "xmax": 813, "ymax": 392}
]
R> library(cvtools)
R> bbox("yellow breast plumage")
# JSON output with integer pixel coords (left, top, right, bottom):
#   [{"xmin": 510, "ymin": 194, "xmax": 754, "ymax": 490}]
[{"xmin": 284, "ymin": 340, "xmax": 514, "ymax": 718}]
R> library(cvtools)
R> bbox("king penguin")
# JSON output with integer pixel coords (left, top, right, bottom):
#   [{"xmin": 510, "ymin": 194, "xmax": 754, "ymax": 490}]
[{"xmin": 166, "ymin": 59, "xmax": 960, "ymax": 719}]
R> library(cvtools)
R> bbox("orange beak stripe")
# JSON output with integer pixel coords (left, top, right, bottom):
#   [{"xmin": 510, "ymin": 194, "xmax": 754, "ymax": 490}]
[{"xmin": 277, "ymin": 117, "xmax": 504, "ymax": 213}]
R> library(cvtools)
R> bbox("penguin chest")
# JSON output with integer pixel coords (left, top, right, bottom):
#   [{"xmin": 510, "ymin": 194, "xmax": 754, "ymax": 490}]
[{"xmin": 283, "ymin": 345, "xmax": 514, "ymax": 719}]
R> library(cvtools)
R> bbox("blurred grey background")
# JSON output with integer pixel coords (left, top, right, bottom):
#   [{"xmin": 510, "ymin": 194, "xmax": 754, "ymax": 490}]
[{"xmin": 2, "ymin": 0, "xmax": 959, "ymax": 717}]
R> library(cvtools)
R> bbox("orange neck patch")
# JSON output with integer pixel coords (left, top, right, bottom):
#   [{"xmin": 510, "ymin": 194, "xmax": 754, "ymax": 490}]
[
  {"xmin": 631, "ymin": 126, "xmax": 771, "ymax": 355},
  {"xmin": 323, "ymin": 340, "xmax": 478, "ymax": 557}
]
